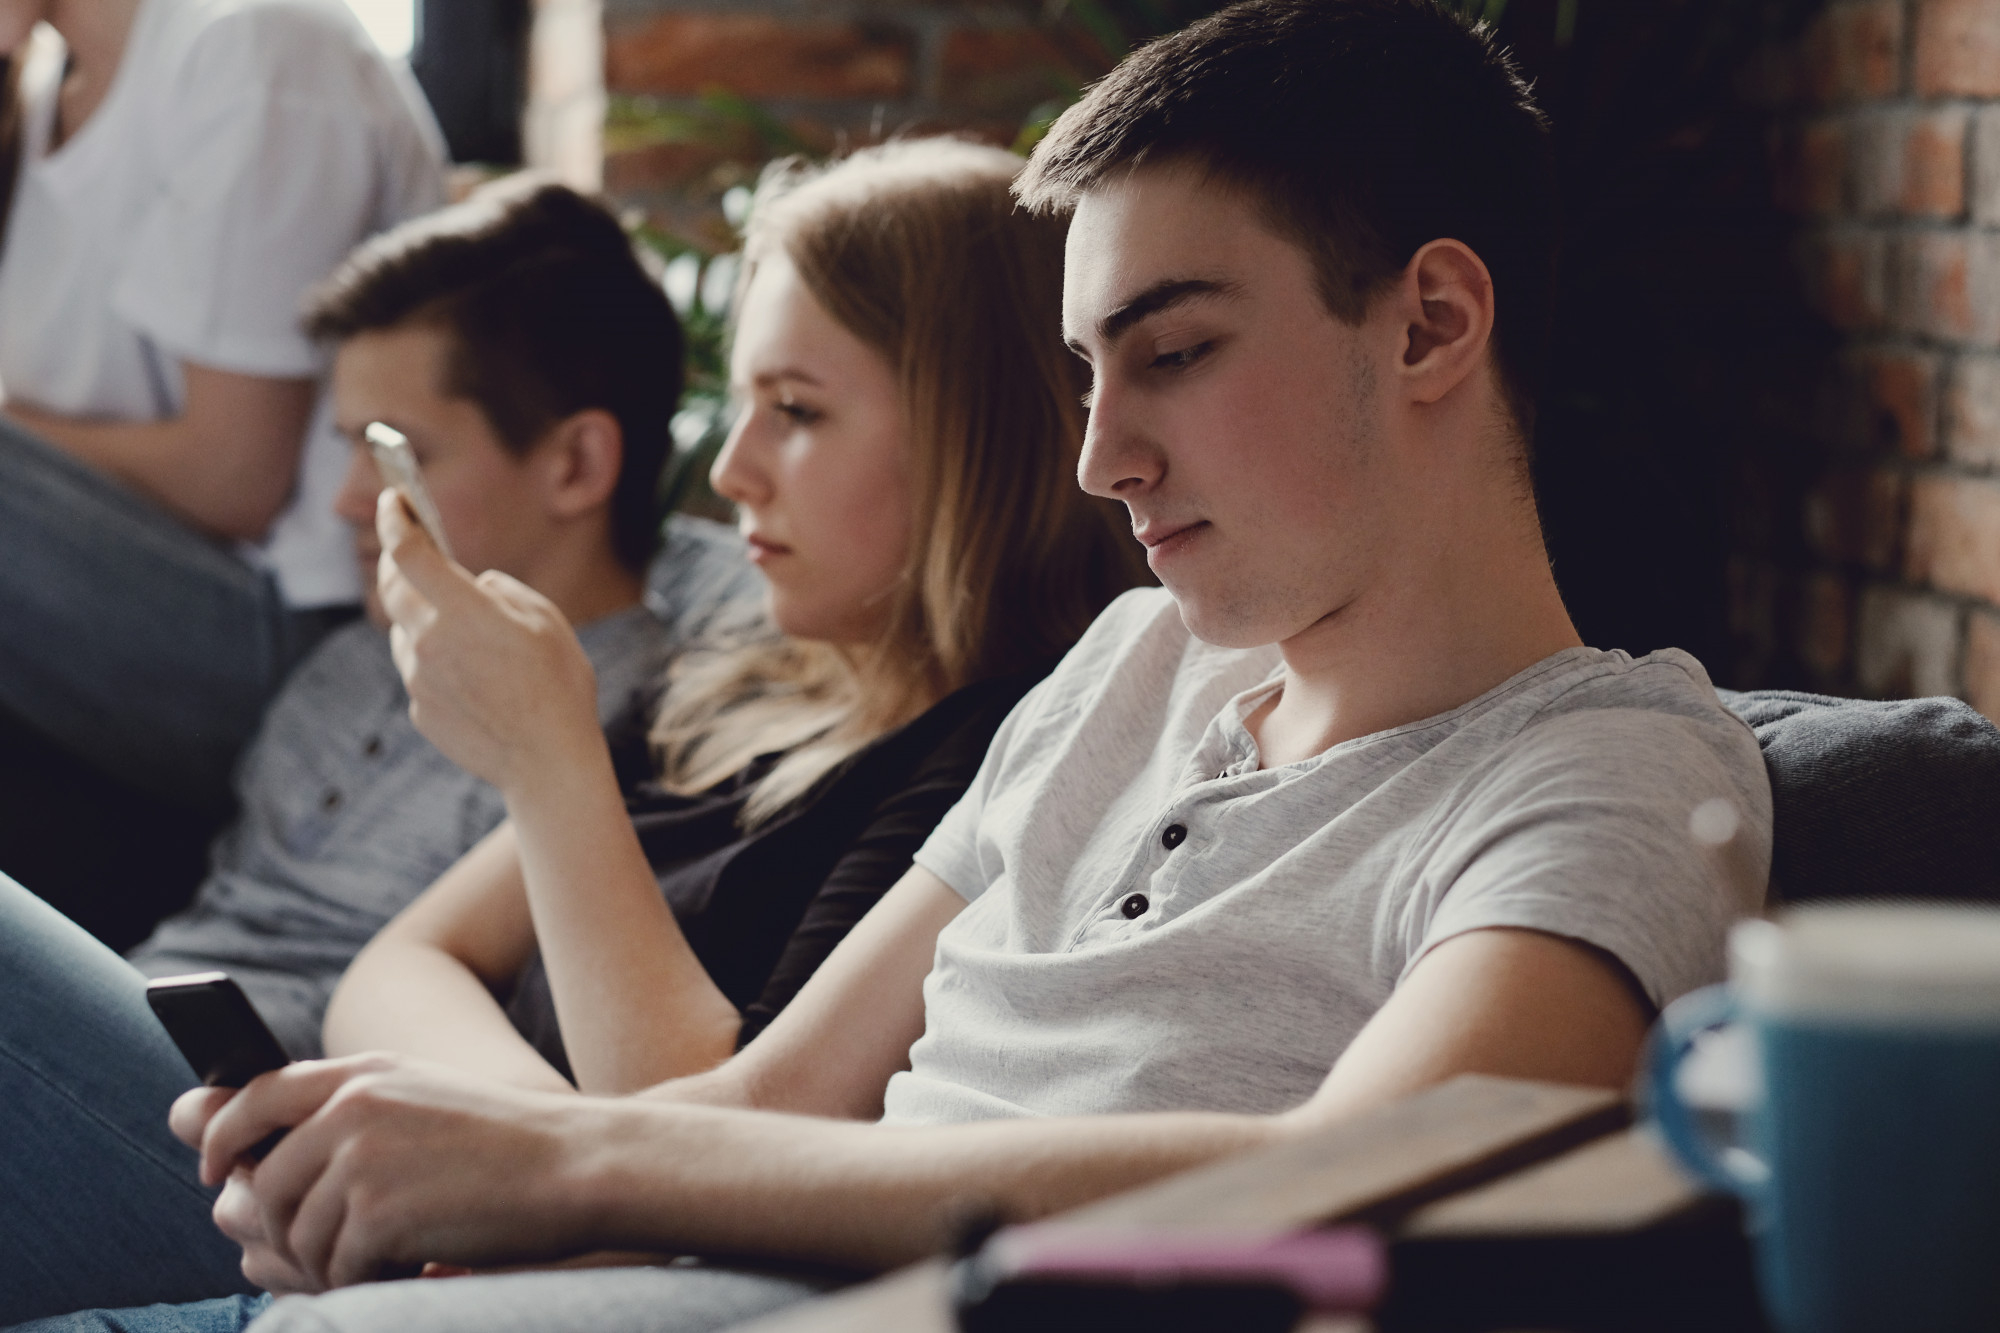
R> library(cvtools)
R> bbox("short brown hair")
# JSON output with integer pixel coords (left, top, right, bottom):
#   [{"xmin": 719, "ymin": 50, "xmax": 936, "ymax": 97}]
[
  {"xmin": 1017, "ymin": 0, "xmax": 1556, "ymax": 433},
  {"xmin": 304, "ymin": 177, "xmax": 682, "ymax": 572}
]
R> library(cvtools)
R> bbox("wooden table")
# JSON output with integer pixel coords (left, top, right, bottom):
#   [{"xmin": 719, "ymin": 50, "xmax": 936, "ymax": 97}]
[{"xmin": 731, "ymin": 1075, "xmax": 1764, "ymax": 1333}]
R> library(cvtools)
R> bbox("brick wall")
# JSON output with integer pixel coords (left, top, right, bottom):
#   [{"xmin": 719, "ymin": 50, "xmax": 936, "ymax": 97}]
[
  {"xmin": 1767, "ymin": 0, "xmax": 2000, "ymax": 720},
  {"xmin": 596, "ymin": 0, "xmax": 1105, "ymax": 233}
]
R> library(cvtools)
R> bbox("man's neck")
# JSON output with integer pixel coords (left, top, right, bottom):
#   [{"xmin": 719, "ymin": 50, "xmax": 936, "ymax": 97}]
[
  {"xmin": 1246, "ymin": 491, "xmax": 1582, "ymax": 770},
  {"xmin": 526, "ymin": 537, "xmax": 646, "ymax": 630}
]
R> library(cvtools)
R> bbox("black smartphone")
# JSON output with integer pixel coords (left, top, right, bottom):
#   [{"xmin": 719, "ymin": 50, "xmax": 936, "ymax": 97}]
[{"xmin": 146, "ymin": 972, "xmax": 291, "ymax": 1088}]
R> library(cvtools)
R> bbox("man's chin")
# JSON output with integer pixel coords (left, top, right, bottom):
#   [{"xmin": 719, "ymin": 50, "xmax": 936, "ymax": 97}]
[{"xmin": 1165, "ymin": 583, "xmax": 1282, "ymax": 651}]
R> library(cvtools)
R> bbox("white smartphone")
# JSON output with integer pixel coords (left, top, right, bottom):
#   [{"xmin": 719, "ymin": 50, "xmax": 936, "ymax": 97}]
[{"xmin": 363, "ymin": 421, "xmax": 455, "ymax": 563}]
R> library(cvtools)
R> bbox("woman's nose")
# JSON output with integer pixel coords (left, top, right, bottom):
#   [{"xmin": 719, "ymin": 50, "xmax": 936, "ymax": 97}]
[{"xmin": 709, "ymin": 409, "xmax": 772, "ymax": 509}]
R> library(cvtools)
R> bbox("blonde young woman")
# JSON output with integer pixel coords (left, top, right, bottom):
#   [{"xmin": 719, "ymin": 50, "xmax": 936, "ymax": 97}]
[{"xmin": 318, "ymin": 136, "xmax": 1148, "ymax": 1102}]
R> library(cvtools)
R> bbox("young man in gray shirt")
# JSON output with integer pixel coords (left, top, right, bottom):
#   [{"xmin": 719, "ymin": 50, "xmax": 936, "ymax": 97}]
[
  {"xmin": 98, "ymin": 4, "xmax": 1771, "ymax": 1329},
  {"xmin": 125, "ymin": 182, "xmax": 758, "ymax": 1058}
]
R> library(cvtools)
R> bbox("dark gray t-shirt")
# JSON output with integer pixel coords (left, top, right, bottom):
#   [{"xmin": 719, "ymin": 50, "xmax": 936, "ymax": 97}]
[
  {"xmin": 890, "ymin": 588, "xmax": 1772, "ymax": 1125},
  {"xmin": 129, "ymin": 517, "xmax": 761, "ymax": 1055}
]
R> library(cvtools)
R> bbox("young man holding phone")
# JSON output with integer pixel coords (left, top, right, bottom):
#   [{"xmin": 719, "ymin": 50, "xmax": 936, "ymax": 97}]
[
  {"xmin": 26, "ymin": 4, "xmax": 1770, "ymax": 1330},
  {"xmin": 119, "ymin": 179, "xmax": 758, "ymax": 1063}
]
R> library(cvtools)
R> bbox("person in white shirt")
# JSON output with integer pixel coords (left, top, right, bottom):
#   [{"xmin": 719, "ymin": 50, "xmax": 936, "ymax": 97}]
[{"xmin": 0, "ymin": 0, "xmax": 446, "ymax": 812}]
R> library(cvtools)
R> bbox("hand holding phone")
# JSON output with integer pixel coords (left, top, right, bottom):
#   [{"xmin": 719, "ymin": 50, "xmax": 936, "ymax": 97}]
[
  {"xmin": 147, "ymin": 972, "xmax": 290, "ymax": 1088},
  {"xmin": 365, "ymin": 421, "xmax": 455, "ymax": 563}
]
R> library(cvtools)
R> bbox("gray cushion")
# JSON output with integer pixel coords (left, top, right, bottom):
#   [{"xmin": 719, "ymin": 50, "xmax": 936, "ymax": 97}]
[{"xmin": 1718, "ymin": 689, "xmax": 2000, "ymax": 905}]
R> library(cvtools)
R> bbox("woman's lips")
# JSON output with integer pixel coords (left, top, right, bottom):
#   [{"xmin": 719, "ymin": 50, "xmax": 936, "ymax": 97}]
[{"xmin": 744, "ymin": 533, "xmax": 793, "ymax": 563}]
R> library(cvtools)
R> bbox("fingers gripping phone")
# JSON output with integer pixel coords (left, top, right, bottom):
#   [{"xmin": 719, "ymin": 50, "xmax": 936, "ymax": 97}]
[{"xmin": 364, "ymin": 422, "xmax": 455, "ymax": 563}]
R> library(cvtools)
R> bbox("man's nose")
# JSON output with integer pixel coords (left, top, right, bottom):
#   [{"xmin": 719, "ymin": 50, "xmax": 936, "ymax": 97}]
[
  {"xmin": 332, "ymin": 445, "xmax": 383, "ymax": 524},
  {"xmin": 1076, "ymin": 379, "xmax": 1162, "ymax": 500}
]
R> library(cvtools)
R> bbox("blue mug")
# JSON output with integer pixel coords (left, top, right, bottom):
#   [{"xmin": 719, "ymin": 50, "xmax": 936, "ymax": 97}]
[{"xmin": 1646, "ymin": 904, "xmax": 2000, "ymax": 1333}]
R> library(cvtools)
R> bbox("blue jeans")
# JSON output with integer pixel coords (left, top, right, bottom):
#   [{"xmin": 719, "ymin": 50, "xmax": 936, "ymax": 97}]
[
  {"xmin": 0, "ymin": 418, "xmax": 337, "ymax": 814},
  {"xmin": 0, "ymin": 875, "xmax": 259, "ymax": 1324},
  {"xmin": 6, "ymin": 1297, "xmax": 273, "ymax": 1333}
]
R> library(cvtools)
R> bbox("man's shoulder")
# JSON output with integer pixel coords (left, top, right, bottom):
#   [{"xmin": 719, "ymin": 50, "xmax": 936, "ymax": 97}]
[
  {"xmin": 1475, "ymin": 646, "xmax": 1770, "ymax": 813},
  {"xmin": 1523, "ymin": 648, "xmax": 1758, "ymax": 750}
]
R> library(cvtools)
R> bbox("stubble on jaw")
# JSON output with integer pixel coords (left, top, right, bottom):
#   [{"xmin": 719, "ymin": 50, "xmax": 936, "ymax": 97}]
[{"xmin": 1178, "ymin": 338, "xmax": 1384, "ymax": 651}]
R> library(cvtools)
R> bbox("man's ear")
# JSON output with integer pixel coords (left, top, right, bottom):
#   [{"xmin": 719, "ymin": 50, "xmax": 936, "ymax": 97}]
[
  {"xmin": 536, "ymin": 408, "xmax": 625, "ymax": 520},
  {"xmin": 1395, "ymin": 239, "xmax": 1496, "ymax": 406}
]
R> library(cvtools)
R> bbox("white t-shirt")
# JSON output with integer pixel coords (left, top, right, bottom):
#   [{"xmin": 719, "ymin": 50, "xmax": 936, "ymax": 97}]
[
  {"xmin": 0, "ymin": 0, "xmax": 446, "ymax": 607},
  {"xmin": 886, "ymin": 587, "xmax": 1772, "ymax": 1125}
]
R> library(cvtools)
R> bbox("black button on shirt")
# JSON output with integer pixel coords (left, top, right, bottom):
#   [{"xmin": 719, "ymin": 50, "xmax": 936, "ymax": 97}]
[
  {"xmin": 1122, "ymin": 893, "xmax": 1150, "ymax": 919},
  {"xmin": 1161, "ymin": 823, "xmax": 1187, "ymax": 850}
]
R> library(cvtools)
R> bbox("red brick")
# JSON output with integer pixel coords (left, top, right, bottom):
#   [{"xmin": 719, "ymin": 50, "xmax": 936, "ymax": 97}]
[
  {"xmin": 1798, "ymin": 572, "xmax": 1855, "ymax": 677},
  {"xmin": 1775, "ymin": 120, "xmax": 1848, "ymax": 214},
  {"xmin": 605, "ymin": 14, "xmax": 914, "ymax": 101},
  {"xmin": 1916, "ymin": 0, "xmax": 2000, "ymax": 96},
  {"xmin": 1856, "ymin": 584, "xmax": 1965, "ymax": 696},
  {"xmin": 1891, "ymin": 230, "xmax": 2000, "ymax": 344},
  {"xmin": 939, "ymin": 26, "xmax": 1103, "ymax": 117},
  {"xmin": 1902, "ymin": 109, "xmax": 1970, "ymax": 217},
  {"xmin": 1807, "ymin": 229, "xmax": 1889, "ymax": 331},
  {"xmin": 1906, "ymin": 474, "xmax": 2000, "ymax": 602},
  {"xmin": 1806, "ymin": 466, "xmax": 1908, "ymax": 569},
  {"xmin": 1805, "ymin": 1, "xmax": 1906, "ymax": 103},
  {"xmin": 1946, "ymin": 353, "xmax": 2000, "ymax": 467},
  {"xmin": 1858, "ymin": 348, "xmax": 1943, "ymax": 457},
  {"xmin": 1843, "ymin": 106, "xmax": 1968, "ymax": 220},
  {"xmin": 1967, "ymin": 609, "xmax": 2000, "ymax": 721}
]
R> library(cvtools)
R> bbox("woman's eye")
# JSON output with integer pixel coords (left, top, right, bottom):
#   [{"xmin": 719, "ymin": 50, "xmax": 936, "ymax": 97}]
[
  {"xmin": 1150, "ymin": 341, "xmax": 1213, "ymax": 372},
  {"xmin": 775, "ymin": 400, "xmax": 822, "ymax": 425}
]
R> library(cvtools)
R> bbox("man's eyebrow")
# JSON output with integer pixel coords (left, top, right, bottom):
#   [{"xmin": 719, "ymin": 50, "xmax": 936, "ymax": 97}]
[{"xmin": 1084, "ymin": 278, "xmax": 1244, "ymax": 350}]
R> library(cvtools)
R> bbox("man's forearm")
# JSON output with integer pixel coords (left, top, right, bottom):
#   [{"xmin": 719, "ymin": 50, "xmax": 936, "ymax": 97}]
[{"xmin": 560, "ymin": 1101, "xmax": 1291, "ymax": 1270}]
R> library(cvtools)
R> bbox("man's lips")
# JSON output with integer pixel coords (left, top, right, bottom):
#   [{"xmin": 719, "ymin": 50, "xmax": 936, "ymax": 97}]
[{"xmin": 1133, "ymin": 519, "xmax": 1207, "ymax": 551}]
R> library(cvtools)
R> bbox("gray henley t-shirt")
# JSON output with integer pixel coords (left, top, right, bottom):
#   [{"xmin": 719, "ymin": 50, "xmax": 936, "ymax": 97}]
[{"xmin": 888, "ymin": 587, "xmax": 1772, "ymax": 1125}]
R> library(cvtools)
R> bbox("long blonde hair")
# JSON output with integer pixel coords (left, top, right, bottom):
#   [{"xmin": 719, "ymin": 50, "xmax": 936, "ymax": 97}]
[{"xmin": 652, "ymin": 138, "xmax": 1148, "ymax": 823}]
